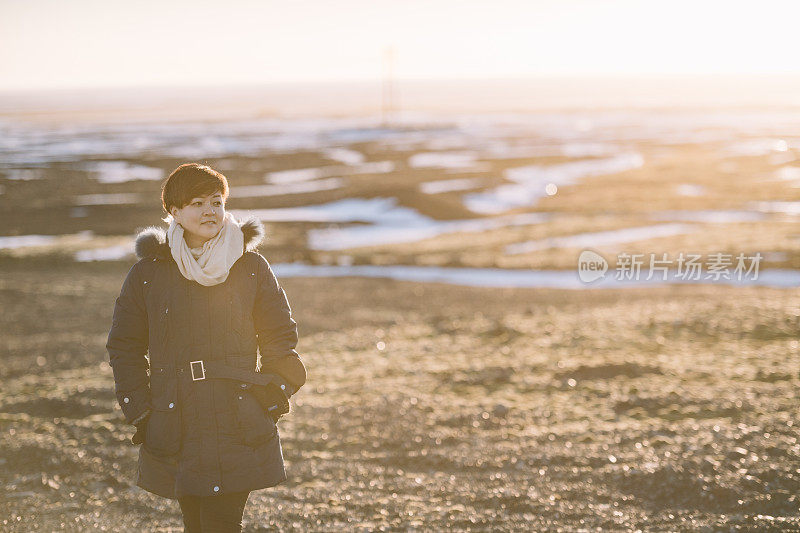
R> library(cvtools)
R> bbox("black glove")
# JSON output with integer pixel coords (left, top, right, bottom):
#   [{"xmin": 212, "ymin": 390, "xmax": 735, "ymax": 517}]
[
  {"xmin": 250, "ymin": 383, "xmax": 290, "ymax": 423},
  {"xmin": 131, "ymin": 411, "xmax": 150, "ymax": 445}
]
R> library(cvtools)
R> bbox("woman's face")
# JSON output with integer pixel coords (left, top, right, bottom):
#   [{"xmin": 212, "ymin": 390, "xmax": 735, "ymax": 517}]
[{"xmin": 170, "ymin": 191, "xmax": 226, "ymax": 247}]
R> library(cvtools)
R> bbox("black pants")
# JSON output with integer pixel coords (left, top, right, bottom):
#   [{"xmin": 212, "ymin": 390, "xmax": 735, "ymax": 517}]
[{"xmin": 178, "ymin": 490, "xmax": 250, "ymax": 533}]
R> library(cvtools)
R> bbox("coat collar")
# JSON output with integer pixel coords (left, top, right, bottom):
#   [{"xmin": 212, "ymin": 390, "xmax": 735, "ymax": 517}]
[{"xmin": 134, "ymin": 216, "xmax": 265, "ymax": 260}]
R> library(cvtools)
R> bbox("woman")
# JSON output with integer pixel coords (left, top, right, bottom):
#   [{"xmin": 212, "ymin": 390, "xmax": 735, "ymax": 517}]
[{"xmin": 106, "ymin": 163, "xmax": 305, "ymax": 532}]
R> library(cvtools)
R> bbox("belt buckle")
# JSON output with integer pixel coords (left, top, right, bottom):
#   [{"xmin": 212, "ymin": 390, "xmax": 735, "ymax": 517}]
[{"xmin": 190, "ymin": 360, "xmax": 206, "ymax": 381}]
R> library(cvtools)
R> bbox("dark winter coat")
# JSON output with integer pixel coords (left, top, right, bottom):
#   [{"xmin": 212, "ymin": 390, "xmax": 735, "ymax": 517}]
[{"xmin": 106, "ymin": 217, "xmax": 299, "ymax": 500}]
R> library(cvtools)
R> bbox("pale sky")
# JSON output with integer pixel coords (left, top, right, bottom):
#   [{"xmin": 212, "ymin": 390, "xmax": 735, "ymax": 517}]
[{"xmin": 2, "ymin": 0, "xmax": 800, "ymax": 91}]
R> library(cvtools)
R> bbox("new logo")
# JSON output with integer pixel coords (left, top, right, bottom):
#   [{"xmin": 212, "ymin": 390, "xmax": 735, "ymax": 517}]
[{"xmin": 578, "ymin": 250, "xmax": 608, "ymax": 283}]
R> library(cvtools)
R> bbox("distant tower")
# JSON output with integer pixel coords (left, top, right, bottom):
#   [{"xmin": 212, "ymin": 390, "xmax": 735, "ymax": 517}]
[{"xmin": 382, "ymin": 45, "xmax": 395, "ymax": 127}]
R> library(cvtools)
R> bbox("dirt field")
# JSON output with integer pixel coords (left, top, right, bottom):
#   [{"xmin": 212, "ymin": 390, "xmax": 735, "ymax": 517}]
[
  {"xmin": 2, "ymin": 109, "xmax": 800, "ymax": 531},
  {"xmin": 1, "ymin": 259, "xmax": 798, "ymax": 531}
]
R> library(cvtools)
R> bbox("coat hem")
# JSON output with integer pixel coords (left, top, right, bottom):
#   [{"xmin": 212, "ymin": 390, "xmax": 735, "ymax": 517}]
[
  {"xmin": 136, "ymin": 478, "xmax": 179, "ymax": 500},
  {"xmin": 173, "ymin": 471, "xmax": 289, "ymax": 499},
  {"xmin": 134, "ymin": 473, "xmax": 288, "ymax": 501}
]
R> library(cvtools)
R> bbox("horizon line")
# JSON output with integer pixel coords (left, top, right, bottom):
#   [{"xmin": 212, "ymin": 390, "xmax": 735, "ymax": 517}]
[{"xmin": 5, "ymin": 72, "xmax": 800, "ymax": 95}]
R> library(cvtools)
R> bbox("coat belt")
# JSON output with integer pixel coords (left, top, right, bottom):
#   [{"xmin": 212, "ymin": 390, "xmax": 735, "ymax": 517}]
[{"xmin": 179, "ymin": 356, "xmax": 296, "ymax": 396}]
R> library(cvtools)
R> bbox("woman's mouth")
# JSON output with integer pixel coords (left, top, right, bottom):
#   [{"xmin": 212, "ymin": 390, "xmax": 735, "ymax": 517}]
[{"xmin": 201, "ymin": 221, "xmax": 216, "ymax": 225}]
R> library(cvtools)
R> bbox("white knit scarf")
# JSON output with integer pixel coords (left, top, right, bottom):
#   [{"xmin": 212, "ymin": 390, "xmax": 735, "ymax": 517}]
[{"xmin": 165, "ymin": 211, "xmax": 245, "ymax": 286}]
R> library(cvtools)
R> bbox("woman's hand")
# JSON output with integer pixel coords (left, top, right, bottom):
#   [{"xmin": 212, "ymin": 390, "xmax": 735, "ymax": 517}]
[
  {"xmin": 130, "ymin": 409, "xmax": 151, "ymax": 445},
  {"xmin": 250, "ymin": 383, "xmax": 290, "ymax": 423}
]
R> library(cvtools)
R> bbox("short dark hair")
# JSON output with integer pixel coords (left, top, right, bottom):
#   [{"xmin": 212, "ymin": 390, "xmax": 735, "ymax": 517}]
[{"xmin": 161, "ymin": 163, "xmax": 229, "ymax": 214}]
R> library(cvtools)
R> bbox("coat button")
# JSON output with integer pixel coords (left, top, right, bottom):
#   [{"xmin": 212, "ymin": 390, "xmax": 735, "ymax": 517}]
[
  {"xmin": 213, "ymin": 486, "xmax": 220, "ymax": 492},
  {"xmin": 238, "ymin": 396, "xmax": 243, "ymax": 400},
  {"xmin": 123, "ymin": 397, "xmax": 130, "ymax": 403},
  {"xmin": 143, "ymin": 281, "xmax": 148, "ymax": 285},
  {"xmin": 168, "ymin": 402, "xmax": 175, "ymax": 409},
  {"xmin": 280, "ymin": 384, "xmax": 286, "ymax": 390}
]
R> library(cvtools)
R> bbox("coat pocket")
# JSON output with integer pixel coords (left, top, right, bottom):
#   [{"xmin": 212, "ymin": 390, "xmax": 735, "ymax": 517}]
[
  {"xmin": 144, "ymin": 372, "xmax": 181, "ymax": 457},
  {"xmin": 233, "ymin": 386, "xmax": 277, "ymax": 447},
  {"xmin": 144, "ymin": 407, "xmax": 181, "ymax": 456}
]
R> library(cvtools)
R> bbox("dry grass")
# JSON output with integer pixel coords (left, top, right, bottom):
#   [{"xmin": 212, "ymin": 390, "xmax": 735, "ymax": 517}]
[
  {"xmin": 1, "ymin": 261, "xmax": 799, "ymax": 531},
  {"xmin": 2, "ymin": 118, "xmax": 800, "ymax": 530}
]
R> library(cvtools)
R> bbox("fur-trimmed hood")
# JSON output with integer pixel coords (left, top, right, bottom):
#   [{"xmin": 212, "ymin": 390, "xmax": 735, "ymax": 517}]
[{"xmin": 134, "ymin": 216, "xmax": 265, "ymax": 260}]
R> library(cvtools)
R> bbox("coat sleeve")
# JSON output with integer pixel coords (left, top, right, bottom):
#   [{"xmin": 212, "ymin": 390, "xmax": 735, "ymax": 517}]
[
  {"xmin": 253, "ymin": 254, "xmax": 299, "ymax": 366},
  {"xmin": 106, "ymin": 262, "xmax": 152, "ymax": 425}
]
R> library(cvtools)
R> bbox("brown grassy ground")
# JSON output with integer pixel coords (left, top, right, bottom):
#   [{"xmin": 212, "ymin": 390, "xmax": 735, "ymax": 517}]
[
  {"xmin": 2, "ymin": 118, "xmax": 800, "ymax": 530},
  {"xmin": 1, "ymin": 259, "xmax": 798, "ymax": 531}
]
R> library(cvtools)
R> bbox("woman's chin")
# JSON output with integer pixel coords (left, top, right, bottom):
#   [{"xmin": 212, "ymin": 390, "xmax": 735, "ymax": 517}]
[
  {"xmin": 199, "ymin": 224, "xmax": 220, "ymax": 237},
  {"xmin": 185, "ymin": 226, "xmax": 220, "ymax": 246}
]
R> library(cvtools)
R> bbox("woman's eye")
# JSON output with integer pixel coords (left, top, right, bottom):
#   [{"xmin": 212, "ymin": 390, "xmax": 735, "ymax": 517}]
[{"xmin": 214, "ymin": 201, "xmax": 222, "ymax": 206}]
